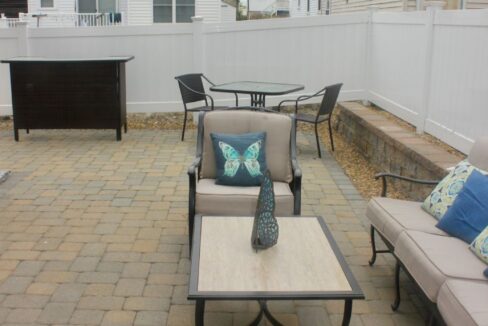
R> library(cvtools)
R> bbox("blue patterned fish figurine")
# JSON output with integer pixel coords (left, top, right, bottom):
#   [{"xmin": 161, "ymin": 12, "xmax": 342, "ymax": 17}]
[{"xmin": 251, "ymin": 170, "xmax": 279, "ymax": 251}]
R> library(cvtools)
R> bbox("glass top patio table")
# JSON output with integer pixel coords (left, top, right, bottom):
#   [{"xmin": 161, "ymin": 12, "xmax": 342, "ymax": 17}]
[{"xmin": 210, "ymin": 81, "xmax": 304, "ymax": 107}]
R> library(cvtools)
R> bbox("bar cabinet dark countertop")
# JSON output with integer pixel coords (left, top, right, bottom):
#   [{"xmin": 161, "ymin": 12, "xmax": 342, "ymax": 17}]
[{"xmin": 1, "ymin": 56, "xmax": 134, "ymax": 141}]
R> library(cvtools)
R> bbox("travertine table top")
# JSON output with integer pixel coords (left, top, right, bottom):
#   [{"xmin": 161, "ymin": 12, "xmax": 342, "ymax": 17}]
[{"xmin": 196, "ymin": 216, "xmax": 352, "ymax": 293}]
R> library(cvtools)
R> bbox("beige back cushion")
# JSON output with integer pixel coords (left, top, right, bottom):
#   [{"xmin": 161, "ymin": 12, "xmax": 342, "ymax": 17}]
[
  {"xmin": 468, "ymin": 137, "xmax": 488, "ymax": 171},
  {"xmin": 200, "ymin": 110, "xmax": 293, "ymax": 183}
]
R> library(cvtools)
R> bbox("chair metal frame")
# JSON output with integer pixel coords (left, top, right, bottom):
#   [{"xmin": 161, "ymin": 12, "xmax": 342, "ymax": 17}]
[
  {"xmin": 175, "ymin": 73, "xmax": 238, "ymax": 141},
  {"xmin": 187, "ymin": 110, "xmax": 302, "ymax": 249},
  {"xmin": 277, "ymin": 83, "xmax": 343, "ymax": 158}
]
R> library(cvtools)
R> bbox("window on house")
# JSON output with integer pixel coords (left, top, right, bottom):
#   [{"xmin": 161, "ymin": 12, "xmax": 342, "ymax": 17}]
[
  {"xmin": 176, "ymin": 0, "xmax": 194, "ymax": 22},
  {"xmin": 99, "ymin": 0, "xmax": 117, "ymax": 12},
  {"xmin": 154, "ymin": 0, "xmax": 172, "ymax": 22},
  {"xmin": 41, "ymin": 0, "xmax": 54, "ymax": 8},
  {"xmin": 154, "ymin": 0, "xmax": 194, "ymax": 23},
  {"xmin": 78, "ymin": 0, "xmax": 117, "ymax": 13}
]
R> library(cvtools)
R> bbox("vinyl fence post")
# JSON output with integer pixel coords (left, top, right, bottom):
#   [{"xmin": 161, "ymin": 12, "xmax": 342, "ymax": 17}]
[
  {"xmin": 417, "ymin": 2, "xmax": 443, "ymax": 134},
  {"xmin": 16, "ymin": 21, "xmax": 29, "ymax": 57},
  {"xmin": 191, "ymin": 16, "xmax": 205, "ymax": 123},
  {"xmin": 362, "ymin": 7, "xmax": 377, "ymax": 107},
  {"xmin": 191, "ymin": 16, "xmax": 205, "ymax": 74}
]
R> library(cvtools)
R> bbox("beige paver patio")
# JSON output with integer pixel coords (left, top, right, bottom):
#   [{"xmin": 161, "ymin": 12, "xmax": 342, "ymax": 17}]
[{"xmin": 0, "ymin": 128, "xmax": 426, "ymax": 325}]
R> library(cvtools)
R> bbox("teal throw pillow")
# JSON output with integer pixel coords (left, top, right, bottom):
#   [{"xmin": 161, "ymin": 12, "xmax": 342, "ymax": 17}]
[
  {"xmin": 210, "ymin": 132, "xmax": 267, "ymax": 186},
  {"xmin": 436, "ymin": 170, "xmax": 488, "ymax": 243},
  {"xmin": 422, "ymin": 160, "xmax": 487, "ymax": 220},
  {"xmin": 470, "ymin": 225, "xmax": 488, "ymax": 265}
]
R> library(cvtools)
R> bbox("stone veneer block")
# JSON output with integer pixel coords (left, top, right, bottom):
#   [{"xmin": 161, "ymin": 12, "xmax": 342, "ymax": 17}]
[{"xmin": 335, "ymin": 102, "xmax": 463, "ymax": 200}]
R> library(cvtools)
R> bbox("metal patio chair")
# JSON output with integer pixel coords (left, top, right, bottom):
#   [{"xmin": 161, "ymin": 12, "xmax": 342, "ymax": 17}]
[
  {"xmin": 277, "ymin": 83, "xmax": 343, "ymax": 158},
  {"xmin": 187, "ymin": 110, "xmax": 302, "ymax": 248},
  {"xmin": 175, "ymin": 73, "xmax": 237, "ymax": 141}
]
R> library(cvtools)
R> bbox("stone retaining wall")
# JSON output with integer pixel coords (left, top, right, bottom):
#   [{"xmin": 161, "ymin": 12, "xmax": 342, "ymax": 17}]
[{"xmin": 334, "ymin": 102, "xmax": 463, "ymax": 201}]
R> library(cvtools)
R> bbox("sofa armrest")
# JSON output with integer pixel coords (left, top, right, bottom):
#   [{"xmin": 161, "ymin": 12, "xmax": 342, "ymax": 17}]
[{"xmin": 375, "ymin": 172, "xmax": 441, "ymax": 197}]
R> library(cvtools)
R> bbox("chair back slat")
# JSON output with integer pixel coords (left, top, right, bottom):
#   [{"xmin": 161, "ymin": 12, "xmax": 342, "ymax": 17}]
[
  {"xmin": 318, "ymin": 83, "xmax": 343, "ymax": 118},
  {"xmin": 175, "ymin": 73, "xmax": 207, "ymax": 104}
]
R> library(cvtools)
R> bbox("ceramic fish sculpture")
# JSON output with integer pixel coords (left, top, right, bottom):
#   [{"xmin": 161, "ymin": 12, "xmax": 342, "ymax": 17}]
[{"xmin": 251, "ymin": 170, "xmax": 279, "ymax": 251}]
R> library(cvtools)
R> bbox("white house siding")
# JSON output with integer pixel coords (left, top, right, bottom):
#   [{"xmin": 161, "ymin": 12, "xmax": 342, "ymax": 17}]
[
  {"xmin": 330, "ymin": 0, "xmax": 407, "ymax": 14},
  {"xmin": 250, "ymin": 0, "xmax": 277, "ymax": 11},
  {"xmin": 119, "ymin": 0, "xmax": 128, "ymax": 14},
  {"xmin": 290, "ymin": 0, "xmax": 320, "ymax": 16},
  {"xmin": 28, "ymin": 0, "xmax": 75, "ymax": 13},
  {"xmin": 221, "ymin": 3, "xmax": 236, "ymax": 21},
  {"xmin": 127, "ymin": 0, "xmax": 153, "ymax": 25},
  {"xmin": 195, "ymin": 0, "xmax": 220, "ymax": 21},
  {"xmin": 405, "ymin": 0, "xmax": 417, "ymax": 10},
  {"xmin": 466, "ymin": 0, "xmax": 488, "ymax": 8},
  {"xmin": 26, "ymin": 0, "xmax": 76, "ymax": 26}
]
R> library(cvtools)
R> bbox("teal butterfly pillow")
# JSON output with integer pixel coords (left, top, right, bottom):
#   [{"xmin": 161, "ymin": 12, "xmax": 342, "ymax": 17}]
[
  {"xmin": 210, "ymin": 132, "xmax": 267, "ymax": 186},
  {"xmin": 422, "ymin": 160, "xmax": 487, "ymax": 220},
  {"xmin": 470, "ymin": 226, "xmax": 488, "ymax": 265}
]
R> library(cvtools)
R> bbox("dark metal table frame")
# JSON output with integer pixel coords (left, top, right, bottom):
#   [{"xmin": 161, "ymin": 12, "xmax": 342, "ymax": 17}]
[
  {"xmin": 188, "ymin": 215, "xmax": 364, "ymax": 326},
  {"xmin": 210, "ymin": 81, "xmax": 304, "ymax": 107}
]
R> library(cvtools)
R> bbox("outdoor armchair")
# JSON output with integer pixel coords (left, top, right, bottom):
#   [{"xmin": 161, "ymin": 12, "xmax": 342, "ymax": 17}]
[
  {"xmin": 187, "ymin": 110, "xmax": 302, "ymax": 247},
  {"xmin": 175, "ymin": 73, "xmax": 238, "ymax": 141},
  {"xmin": 277, "ymin": 83, "xmax": 343, "ymax": 158}
]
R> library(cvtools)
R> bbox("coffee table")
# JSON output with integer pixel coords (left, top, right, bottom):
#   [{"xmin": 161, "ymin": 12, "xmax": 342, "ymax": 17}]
[{"xmin": 188, "ymin": 215, "xmax": 364, "ymax": 326}]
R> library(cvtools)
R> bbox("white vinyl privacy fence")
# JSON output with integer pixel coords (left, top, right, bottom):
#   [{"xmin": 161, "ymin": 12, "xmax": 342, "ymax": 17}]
[{"xmin": 1, "ymin": 9, "xmax": 487, "ymax": 153}]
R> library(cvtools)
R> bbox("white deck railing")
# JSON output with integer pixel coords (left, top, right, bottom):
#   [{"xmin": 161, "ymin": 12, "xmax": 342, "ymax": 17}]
[
  {"xmin": 0, "ymin": 12, "xmax": 126, "ymax": 28},
  {"xmin": 0, "ymin": 17, "xmax": 21, "ymax": 28}
]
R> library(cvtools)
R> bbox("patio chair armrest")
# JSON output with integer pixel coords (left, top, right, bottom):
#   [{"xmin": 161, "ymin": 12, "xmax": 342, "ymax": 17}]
[
  {"xmin": 176, "ymin": 80, "xmax": 215, "ymax": 108},
  {"xmin": 295, "ymin": 92, "xmax": 325, "ymax": 103},
  {"xmin": 277, "ymin": 88, "xmax": 326, "ymax": 112},
  {"xmin": 291, "ymin": 159, "xmax": 302, "ymax": 215},
  {"xmin": 375, "ymin": 172, "xmax": 441, "ymax": 197},
  {"xmin": 277, "ymin": 99, "xmax": 297, "ymax": 111},
  {"xmin": 291, "ymin": 159, "xmax": 302, "ymax": 179},
  {"xmin": 188, "ymin": 156, "xmax": 202, "ymax": 245},
  {"xmin": 188, "ymin": 156, "xmax": 202, "ymax": 176},
  {"xmin": 201, "ymin": 75, "xmax": 215, "ymax": 86}
]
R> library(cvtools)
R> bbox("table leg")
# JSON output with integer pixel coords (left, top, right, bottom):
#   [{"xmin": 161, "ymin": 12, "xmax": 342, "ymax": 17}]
[
  {"xmin": 250, "ymin": 94, "xmax": 267, "ymax": 107},
  {"xmin": 342, "ymin": 299, "xmax": 353, "ymax": 326},
  {"xmin": 250, "ymin": 300, "xmax": 283, "ymax": 326},
  {"xmin": 14, "ymin": 128, "xmax": 19, "ymax": 142},
  {"xmin": 116, "ymin": 128, "xmax": 122, "ymax": 141},
  {"xmin": 195, "ymin": 299, "xmax": 205, "ymax": 326}
]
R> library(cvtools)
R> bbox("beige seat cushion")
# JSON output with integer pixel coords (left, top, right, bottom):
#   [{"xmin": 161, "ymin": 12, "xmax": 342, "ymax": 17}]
[
  {"xmin": 366, "ymin": 197, "xmax": 447, "ymax": 246},
  {"xmin": 437, "ymin": 279, "xmax": 488, "ymax": 326},
  {"xmin": 395, "ymin": 230, "xmax": 487, "ymax": 302},
  {"xmin": 438, "ymin": 279, "xmax": 488, "ymax": 326},
  {"xmin": 200, "ymin": 110, "xmax": 293, "ymax": 183},
  {"xmin": 195, "ymin": 179, "xmax": 294, "ymax": 216}
]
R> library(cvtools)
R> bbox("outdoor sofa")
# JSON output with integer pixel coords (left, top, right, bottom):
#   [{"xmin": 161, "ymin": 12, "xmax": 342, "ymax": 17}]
[{"xmin": 366, "ymin": 138, "xmax": 488, "ymax": 326}]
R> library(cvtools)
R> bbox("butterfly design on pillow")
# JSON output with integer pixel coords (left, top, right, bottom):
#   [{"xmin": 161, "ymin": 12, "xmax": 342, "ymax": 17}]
[{"xmin": 218, "ymin": 140, "xmax": 263, "ymax": 177}]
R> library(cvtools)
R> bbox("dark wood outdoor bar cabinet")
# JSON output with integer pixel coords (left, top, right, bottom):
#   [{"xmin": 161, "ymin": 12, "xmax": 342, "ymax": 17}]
[{"xmin": 1, "ymin": 56, "xmax": 134, "ymax": 141}]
